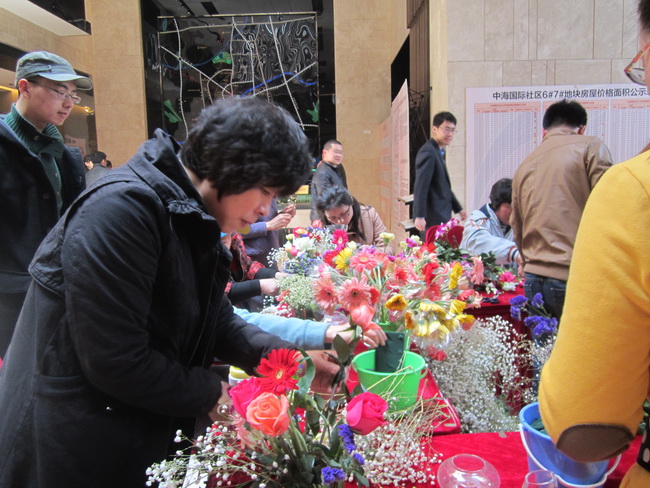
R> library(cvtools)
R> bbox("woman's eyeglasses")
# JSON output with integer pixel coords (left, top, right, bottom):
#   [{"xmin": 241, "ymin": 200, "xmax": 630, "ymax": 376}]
[
  {"xmin": 326, "ymin": 205, "xmax": 352, "ymax": 223},
  {"xmin": 624, "ymin": 41, "xmax": 650, "ymax": 86}
]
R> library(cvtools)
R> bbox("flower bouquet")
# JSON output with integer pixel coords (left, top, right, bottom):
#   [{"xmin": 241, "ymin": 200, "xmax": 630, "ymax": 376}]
[
  {"xmin": 432, "ymin": 218, "xmax": 523, "ymax": 294},
  {"xmin": 147, "ymin": 345, "xmax": 390, "ymax": 488}
]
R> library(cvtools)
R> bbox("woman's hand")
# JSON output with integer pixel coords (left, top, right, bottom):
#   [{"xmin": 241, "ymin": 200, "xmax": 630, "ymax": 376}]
[
  {"xmin": 324, "ymin": 324, "xmax": 387, "ymax": 348},
  {"xmin": 208, "ymin": 381, "xmax": 232, "ymax": 422},
  {"xmin": 259, "ymin": 278, "xmax": 280, "ymax": 296}
]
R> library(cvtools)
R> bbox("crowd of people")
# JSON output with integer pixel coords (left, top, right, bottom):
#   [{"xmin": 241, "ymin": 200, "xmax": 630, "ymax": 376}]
[{"xmin": 2, "ymin": 0, "xmax": 650, "ymax": 484}]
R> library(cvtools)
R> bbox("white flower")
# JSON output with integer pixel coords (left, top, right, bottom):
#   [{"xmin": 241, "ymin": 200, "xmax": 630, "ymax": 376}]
[
  {"xmin": 501, "ymin": 281, "xmax": 516, "ymax": 291},
  {"xmin": 293, "ymin": 236, "xmax": 314, "ymax": 251}
]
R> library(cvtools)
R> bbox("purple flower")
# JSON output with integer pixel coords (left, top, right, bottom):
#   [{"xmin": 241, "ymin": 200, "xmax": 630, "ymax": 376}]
[
  {"xmin": 510, "ymin": 295, "xmax": 528, "ymax": 307},
  {"xmin": 322, "ymin": 466, "xmax": 346, "ymax": 483},
  {"xmin": 338, "ymin": 424, "xmax": 356, "ymax": 452},
  {"xmin": 531, "ymin": 293, "xmax": 544, "ymax": 309},
  {"xmin": 511, "ymin": 306, "xmax": 522, "ymax": 320},
  {"xmin": 524, "ymin": 315, "xmax": 542, "ymax": 329},
  {"xmin": 532, "ymin": 317, "xmax": 558, "ymax": 337},
  {"xmin": 353, "ymin": 453, "xmax": 365, "ymax": 465}
]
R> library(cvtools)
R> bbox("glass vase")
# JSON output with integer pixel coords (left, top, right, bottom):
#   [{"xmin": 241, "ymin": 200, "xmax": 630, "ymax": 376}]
[{"xmin": 437, "ymin": 453, "xmax": 500, "ymax": 488}]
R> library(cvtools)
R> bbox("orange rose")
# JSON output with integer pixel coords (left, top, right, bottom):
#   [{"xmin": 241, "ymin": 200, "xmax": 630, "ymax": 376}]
[{"xmin": 246, "ymin": 392, "xmax": 290, "ymax": 437}]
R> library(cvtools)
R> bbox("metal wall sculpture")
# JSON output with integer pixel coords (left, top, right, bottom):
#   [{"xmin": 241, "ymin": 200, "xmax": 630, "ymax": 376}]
[{"xmin": 157, "ymin": 13, "xmax": 319, "ymax": 152}]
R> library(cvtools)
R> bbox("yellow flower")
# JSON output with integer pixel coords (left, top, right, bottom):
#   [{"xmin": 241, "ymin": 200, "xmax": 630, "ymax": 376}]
[
  {"xmin": 448, "ymin": 263, "xmax": 463, "ymax": 289},
  {"xmin": 437, "ymin": 324, "xmax": 450, "ymax": 338},
  {"xmin": 419, "ymin": 301, "xmax": 445, "ymax": 315},
  {"xmin": 404, "ymin": 310, "xmax": 415, "ymax": 330},
  {"xmin": 334, "ymin": 247, "xmax": 353, "ymax": 271},
  {"xmin": 457, "ymin": 313, "xmax": 474, "ymax": 324},
  {"xmin": 450, "ymin": 299, "xmax": 466, "ymax": 315},
  {"xmin": 385, "ymin": 294, "xmax": 407, "ymax": 311}
]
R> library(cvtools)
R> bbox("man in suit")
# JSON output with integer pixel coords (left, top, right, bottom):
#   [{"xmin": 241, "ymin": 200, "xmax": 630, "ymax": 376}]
[{"xmin": 413, "ymin": 111, "xmax": 466, "ymax": 235}]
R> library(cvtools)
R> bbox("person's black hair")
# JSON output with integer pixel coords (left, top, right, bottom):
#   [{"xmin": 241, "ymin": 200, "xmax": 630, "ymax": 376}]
[
  {"xmin": 180, "ymin": 97, "xmax": 312, "ymax": 199},
  {"xmin": 89, "ymin": 151, "xmax": 107, "ymax": 165},
  {"xmin": 432, "ymin": 111, "xmax": 457, "ymax": 127},
  {"xmin": 542, "ymin": 99, "xmax": 587, "ymax": 130},
  {"xmin": 489, "ymin": 178, "xmax": 512, "ymax": 210},
  {"xmin": 640, "ymin": 0, "xmax": 650, "ymax": 32},
  {"xmin": 323, "ymin": 139, "xmax": 342, "ymax": 151},
  {"xmin": 316, "ymin": 185, "xmax": 366, "ymax": 242}
]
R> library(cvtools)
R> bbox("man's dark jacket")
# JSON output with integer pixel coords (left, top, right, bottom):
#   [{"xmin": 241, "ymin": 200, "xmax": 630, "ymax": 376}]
[
  {"xmin": 0, "ymin": 130, "xmax": 293, "ymax": 488},
  {"xmin": 412, "ymin": 138, "xmax": 463, "ymax": 228},
  {"xmin": 84, "ymin": 163, "xmax": 111, "ymax": 186},
  {"xmin": 309, "ymin": 160, "xmax": 347, "ymax": 221},
  {"xmin": 0, "ymin": 118, "xmax": 85, "ymax": 356},
  {"xmin": 0, "ymin": 118, "xmax": 85, "ymax": 294}
]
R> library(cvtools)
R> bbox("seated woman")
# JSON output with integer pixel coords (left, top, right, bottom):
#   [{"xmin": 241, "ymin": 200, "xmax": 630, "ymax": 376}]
[
  {"xmin": 223, "ymin": 231, "xmax": 283, "ymax": 308},
  {"xmin": 316, "ymin": 185, "xmax": 395, "ymax": 254}
]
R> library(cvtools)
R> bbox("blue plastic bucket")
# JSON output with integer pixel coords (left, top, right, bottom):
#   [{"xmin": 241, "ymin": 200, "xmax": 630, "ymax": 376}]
[{"xmin": 519, "ymin": 403, "xmax": 619, "ymax": 488}]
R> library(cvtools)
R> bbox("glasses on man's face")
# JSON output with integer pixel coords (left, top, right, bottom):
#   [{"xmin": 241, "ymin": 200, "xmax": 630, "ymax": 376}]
[
  {"xmin": 30, "ymin": 80, "xmax": 82, "ymax": 105},
  {"xmin": 326, "ymin": 205, "xmax": 352, "ymax": 223},
  {"xmin": 624, "ymin": 41, "xmax": 650, "ymax": 86},
  {"xmin": 442, "ymin": 126, "xmax": 457, "ymax": 134}
]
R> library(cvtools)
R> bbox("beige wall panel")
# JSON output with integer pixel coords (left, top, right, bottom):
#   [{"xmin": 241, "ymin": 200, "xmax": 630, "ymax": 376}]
[
  {"xmin": 430, "ymin": 0, "xmax": 449, "ymax": 119},
  {"xmin": 554, "ymin": 59, "xmax": 612, "ymax": 84},
  {"xmin": 485, "ymin": 0, "xmax": 514, "ymax": 61},
  {"xmin": 448, "ymin": 0, "xmax": 485, "ymax": 61},
  {"xmin": 623, "ymin": 0, "xmax": 641, "ymax": 56},
  {"xmin": 513, "ymin": 0, "xmax": 529, "ymax": 59},
  {"xmin": 334, "ymin": 0, "xmax": 405, "ymax": 222},
  {"xmin": 537, "ymin": 1, "xmax": 594, "ymax": 59},
  {"xmin": 89, "ymin": 0, "xmax": 147, "ymax": 167},
  {"xmin": 503, "ymin": 60, "xmax": 532, "ymax": 85},
  {"xmin": 528, "ymin": 0, "xmax": 538, "ymax": 59},
  {"xmin": 545, "ymin": 59, "xmax": 557, "ymax": 84},
  {"xmin": 0, "ymin": 9, "xmax": 93, "ymax": 75},
  {"xmin": 531, "ymin": 60, "xmax": 548, "ymax": 84},
  {"xmin": 594, "ymin": 0, "xmax": 624, "ymax": 58}
]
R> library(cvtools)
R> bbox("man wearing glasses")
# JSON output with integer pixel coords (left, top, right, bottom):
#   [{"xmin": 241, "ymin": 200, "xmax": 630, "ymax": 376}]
[
  {"xmin": 511, "ymin": 99, "xmax": 612, "ymax": 320},
  {"xmin": 0, "ymin": 51, "xmax": 92, "ymax": 357},
  {"xmin": 413, "ymin": 111, "xmax": 467, "ymax": 235}
]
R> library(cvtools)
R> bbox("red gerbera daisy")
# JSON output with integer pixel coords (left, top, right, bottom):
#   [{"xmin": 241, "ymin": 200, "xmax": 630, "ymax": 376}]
[
  {"xmin": 349, "ymin": 249, "xmax": 380, "ymax": 273},
  {"xmin": 256, "ymin": 349, "xmax": 301, "ymax": 395},
  {"xmin": 332, "ymin": 229, "xmax": 348, "ymax": 250}
]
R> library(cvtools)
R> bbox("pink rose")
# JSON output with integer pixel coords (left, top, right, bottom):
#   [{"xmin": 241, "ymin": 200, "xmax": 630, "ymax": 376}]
[
  {"xmin": 246, "ymin": 392, "xmax": 291, "ymax": 437},
  {"xmin": 346, "ymin": 392, "xmax": 388, "ymax": 435},
  {"xmin": 229, "ymin": 377, "xmax": 263, "ymax": 418}
]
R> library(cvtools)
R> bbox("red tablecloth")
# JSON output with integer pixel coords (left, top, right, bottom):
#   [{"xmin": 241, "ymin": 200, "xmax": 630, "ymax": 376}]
[{"xmin": 345, "ymin": 432, "xmax": 640, "ymax": 488}]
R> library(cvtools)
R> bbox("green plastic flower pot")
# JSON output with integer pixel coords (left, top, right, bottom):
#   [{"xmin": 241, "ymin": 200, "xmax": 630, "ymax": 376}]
[{"xmin": 352, "ymin": 350, "xmax": 427, "ymax": 411}]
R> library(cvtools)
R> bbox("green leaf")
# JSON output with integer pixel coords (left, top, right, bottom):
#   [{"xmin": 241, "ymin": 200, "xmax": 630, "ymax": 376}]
[
  {"xmin": 332, "ymin": 335, "xmax": 350, "ymax": 364},
  {"xmin": 355, "ymin": 472, "xmax": 370, "ymax": 486},
  {"xmin": 297, "ymin": 349, "xmax": 315, "ymax": 395}
]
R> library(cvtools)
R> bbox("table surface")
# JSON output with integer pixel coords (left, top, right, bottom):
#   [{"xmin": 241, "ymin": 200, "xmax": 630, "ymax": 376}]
[{"xmin": 346, "ymin": 431, "xmax": 640, "ymax": 488}]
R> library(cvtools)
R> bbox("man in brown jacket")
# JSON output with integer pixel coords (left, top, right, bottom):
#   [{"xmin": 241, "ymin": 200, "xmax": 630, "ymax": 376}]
[{"xmin": 511, "ymin": 99, "xmax": 612, "ymax": 319}]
